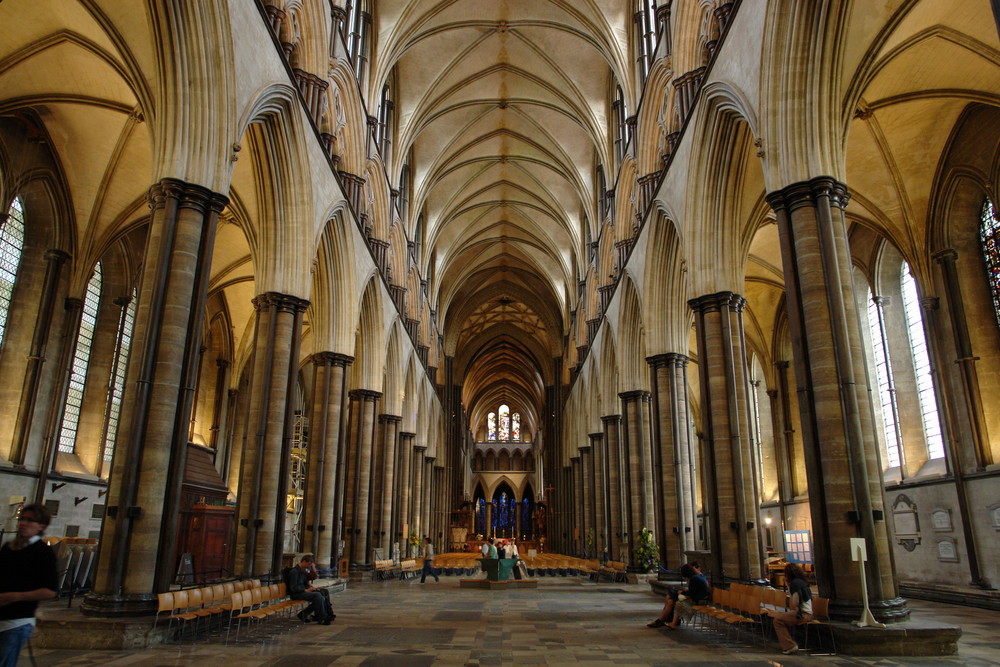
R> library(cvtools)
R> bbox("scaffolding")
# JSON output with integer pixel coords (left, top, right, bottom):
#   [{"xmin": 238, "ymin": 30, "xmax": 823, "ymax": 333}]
[{"xmin": 285, "ymin": 411, "xmax": 308, "ymax": 552}]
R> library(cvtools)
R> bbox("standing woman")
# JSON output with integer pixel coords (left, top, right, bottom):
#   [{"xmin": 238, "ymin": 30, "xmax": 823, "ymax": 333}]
[
  {"xmin": 0, "ymin": 504, "xmax": 58, "ymax": 666},
  {"xmin": 772, "ymin": 563, "xmax": 813, "ymax": 654},
  {"xmin": 421, "ymin": 537, "xmax": 439, "ymax": 583}
]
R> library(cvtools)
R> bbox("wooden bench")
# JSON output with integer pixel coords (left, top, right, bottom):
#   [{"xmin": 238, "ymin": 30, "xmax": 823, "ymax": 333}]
[
  {"xmin": 399, "ymin": 559, "xmax": 421, "ymax": 579},
  {"xmin": 374, "ymin": 558, "xmax": 400, "ymax": 581},
  {"xmin": 596, "ymin": 560, "xmax": 627, "ymax": 582}
]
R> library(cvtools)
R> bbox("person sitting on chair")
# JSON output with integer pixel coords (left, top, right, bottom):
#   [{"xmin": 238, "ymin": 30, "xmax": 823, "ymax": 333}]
[
  {"xmin": 772, "ymin": 562, "xmax": 812, "ymax": 654},
  {"xmin": 647, "ymin": 562, "xmax": 709, "ymax": 629},
  {"xmin": 286, "ymin": 555, "xmax": 333, "ymax": 625}
]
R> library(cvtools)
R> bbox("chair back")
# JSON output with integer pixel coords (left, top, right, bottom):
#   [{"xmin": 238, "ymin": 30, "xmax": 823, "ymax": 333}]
[
  {"xmin": 173, "ymin": 589, "xmax": 190, "ymax": 610},
  {"xmin": 277, "ymin": 582, "xmax": 287, "ymax": 597},
  {"xmin": 211, "ymin": 583, "xmax": 225, "ymax": 602},
  {"xmin": 187, "ymin": 587, "xmax": 203, "ymax": 607},
  {"xmin": 201, "ymin": 586, "xmax": 214, "ymax": 605},
  {"xmin": 157, "ymin": 591, "xmax": 175, "ymax": 613},
  {"xmin": 251, "ymin": 587, "xmax": 263, "ymax": 606},
  {"xmin": 223, "ymin": 581, "xmax": 236, "ymax": 596},
  {"xmin": 811, "ymin": 596, "xmax": 829, "ymax": 619}
]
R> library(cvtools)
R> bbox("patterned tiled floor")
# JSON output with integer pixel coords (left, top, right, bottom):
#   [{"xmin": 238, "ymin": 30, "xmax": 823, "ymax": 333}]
[{"xmin": 29, "ymin": 577, "xmax": 1000, "ymax": 666}]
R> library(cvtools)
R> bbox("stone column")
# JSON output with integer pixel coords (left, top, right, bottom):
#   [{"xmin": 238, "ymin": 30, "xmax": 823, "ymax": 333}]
[
  {"xmin": 377, "ymin": 414, "xmax": 401, "ymax": 550},
  {"xmin": 579, "ymin": 443, "xmax": 593, "ymax": 553},
  {"xmin": 766, "ymin": 177, "xmax": 906, "ymax": 621},
  {"xmin": 920, "ymin": 296, "xmax": 988, "ymax": 588},
  {"xmin": 648, "ymin": 353, "xmax": 696, "ymax": 568},
  {"xmin": 207, "ymin": 358, "xmax": 230, "ymax": 452},
  {"xmin": 304, "ymin": 352, "xmax": 352, "ymax": 569},
  {"xmin": 345, "ymin": 389, "xmax": 380, "ymax": 565},
  {"xmin": 234, "ymin": 292, "xmax": 309, "ymax": 577},
  {"xmin": 932, "ymin": 249, "xmax": 992, "ymax": 469},
  {"xmin": 589, "ymin": 432, "xmax": 607, "ymax": 556},
  {"xmin": 571, "ymin": 457, "xmax": 582, "ymax": 551},
  {"xmin": 398, "ymin": 432, "xmax": 415, "ymax": 542},
  {"xmin": 412, "ymin": 445, "xmax": 426, "ymax": 537},
  {"xmin": 10, "ymin": 249, "xmax": 68, "ymax": 464},
  {"xmin": 620, "ymin": 390, "xmax": 655, "ymax": 560},
  {"xmin": 34, "ymin": 297, "xmax": 83, "ymax": 504},
  {"xmin": 83, "ymin": 179, "xmax": 227, "ymax": 616},
  {"xmin": 689, "ymin": 292, "xmax": 762, "ymax": 582},
  {"xmin": 602, "ymin": 415, "xmax": 625, "ymax": 560}
]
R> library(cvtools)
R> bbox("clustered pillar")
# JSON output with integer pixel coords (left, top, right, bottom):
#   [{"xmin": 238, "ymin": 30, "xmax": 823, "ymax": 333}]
[
  {"xmin": 766, "ymin": 177, "xmax": 906, "ymax": 622},
  {"xmin": 83, "ymin": 179, "xmax": 227, "ymax": 616}
]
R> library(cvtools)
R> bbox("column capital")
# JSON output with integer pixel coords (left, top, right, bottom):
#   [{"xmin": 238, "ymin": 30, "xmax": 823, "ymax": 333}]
[
  {"xmin": 215, "ymin": 358, "xmax": 230, "ymax": 369},
  {"xmin": 920, "ymin": 296, "xmax": 939, "ymax": 311},
  {"xmin": 349, "ymin": 388, "xmax": 382, "ymax": 402},
  {"xmin": 379, "ymin": 414, "xmax": 402, "ymax": 424},
  {"xmin": 688, "ymin": 290, "xmax": 745, "ymax": 313},
  {"xmin": 933, "ymin": 248, "xmax": 958, "ymax": 264},
  {"xmin": 312, "ymin": 351, "xmax": 354, "ymax": 367},
  {"xmin": 646, "ymin": 352, "xmax": 690, "ymax": 368},
  {"xmin": 147, "ymin": 177, "xmax": 229, "ymax": 215},
  {"xmin": 252, "ymin": 291, "xmax": 310, "ymax": 313},
  {"xmin": 775, "ymin": 359, "xmax": 790, "ymax": 370},
  {"xmin": 44, "ymin": 249, "xmax": 70, "ymax": 263},
  {"xmin": 588, "ymin": 432, "xmax": 603, "ymax": 442},
  {"xmin": 578, "ymin": 444, "xmax": 591, "ymax": 453},
  {"xmin": 765, "ymin": 176, "xmax": 849, "ymax": 215},
  {"xmin": 618, "ymin": 389, "xmax": 651, "ymax": 402},
  {"xmin": 600, "ymin": 414, "xmax": 621, "ymax": 425},
  {"xmin": 399, "ymin": 431, "xmax": 416, "ymax": 440},
  {"xmin": 871, "ymin": 294, "xmax": 891, "ymax": 307}
]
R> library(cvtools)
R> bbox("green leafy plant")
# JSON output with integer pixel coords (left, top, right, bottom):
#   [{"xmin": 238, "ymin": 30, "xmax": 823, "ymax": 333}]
[{"xmin": 632, "ymin": 527, "xmax": 659, "ymax": 571}]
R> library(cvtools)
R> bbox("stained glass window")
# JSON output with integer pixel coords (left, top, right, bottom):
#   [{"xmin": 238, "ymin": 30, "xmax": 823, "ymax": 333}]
[
  {"xmin": 901, "ymin": 262, "xmax": 945, "ymax": 460},
  {"xmin": 980, "ymin": 198, "xmax": 1000, "ymax": 328},
  {"xmin": 0, "ymin": 196, "xmax": 26, "ymax": 350},
  {"xmin": 511, "ymin": 412, "xmax": 520, "ymax": 441},
  {"xmin": 102, "ymin": 289, "xmax": 137, "ymax": 463},
  {"xmin": 498, "ymin": 404, "xmax": 510, "ymax": 441},
  {"xmin": 59, "ymin": 262, "xmax": 103, "ymax": 454},
  {"xmin": 487, "ymin": 412, "xmax": 496, "ymax": 440},
  {"xmin": 867, "ymin": 288, "xmax": 902, "ymax": 468}
]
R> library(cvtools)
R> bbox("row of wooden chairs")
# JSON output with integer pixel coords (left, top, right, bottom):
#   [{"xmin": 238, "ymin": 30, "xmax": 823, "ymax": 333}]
[
  {"xmin": 155, "ymin": 579, "xmax": 262, "ymax": 640},
  {"xmin": 227, "ymin": 583, "xmax": 310, "ymax": 640},
  {"xmin": 687, "ymin": 583, "xmax": 835, "ymax": 654}
]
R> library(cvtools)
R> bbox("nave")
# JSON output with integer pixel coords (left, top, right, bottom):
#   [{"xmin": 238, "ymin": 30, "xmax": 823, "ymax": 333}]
[{"xmin": 30, "ymin": 578, "xmax": 1000, "ymax": 666}]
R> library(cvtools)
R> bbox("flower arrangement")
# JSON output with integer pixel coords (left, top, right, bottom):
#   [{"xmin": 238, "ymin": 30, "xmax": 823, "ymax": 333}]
[
  {"xmin": 632, "ymin": 527, "xmax": 660, "ymax": 571},
  {"xmin": 408, "ymin": 533, "xmax": 421, "ymax": 550}
]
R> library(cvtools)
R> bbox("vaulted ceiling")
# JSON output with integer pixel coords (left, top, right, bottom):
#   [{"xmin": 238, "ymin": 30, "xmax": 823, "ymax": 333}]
[{"xmin": 373, "ymin": 0, "xmax": 630, "ymax": 436}]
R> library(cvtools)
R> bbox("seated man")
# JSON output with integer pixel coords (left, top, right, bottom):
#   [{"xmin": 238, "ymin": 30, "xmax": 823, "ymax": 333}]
[
  {"xmin": 646, "ymin": 562, "xmax": 709, "ymax": 629},
  {"xmin": 286, "ymin": 555, "xmax": 333, "ymax": 625}
]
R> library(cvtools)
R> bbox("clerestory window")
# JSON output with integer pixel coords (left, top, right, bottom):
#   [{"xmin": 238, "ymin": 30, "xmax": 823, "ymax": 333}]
[
  {"xmin": 59, "ymin": 262, "xmax": 102, "ymax": 454},
  {"xmin": 980, "ymin": 198, "xmax": 1000, "ymax": 328},
  {"xmin": 0, "ymin": 196, "xmax": 26, "ymax": 350}
]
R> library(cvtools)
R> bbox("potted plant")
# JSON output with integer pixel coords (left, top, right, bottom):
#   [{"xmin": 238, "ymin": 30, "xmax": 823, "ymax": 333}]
[
  {"xmin": 408, "ymin": 533, "xmax": 421, "ymax": 557},
  {"xmin": 632, "ymin": 527, "xmax": 660, "ymax": 572}
]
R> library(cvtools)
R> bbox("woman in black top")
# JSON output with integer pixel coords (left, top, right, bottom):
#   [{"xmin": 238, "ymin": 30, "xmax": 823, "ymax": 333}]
[{"xmin": 772, "ymin": 563, "xmax": 813, "ymax": 654}]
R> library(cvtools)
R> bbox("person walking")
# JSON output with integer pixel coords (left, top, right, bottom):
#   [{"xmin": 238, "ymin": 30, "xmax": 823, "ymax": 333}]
[
  {"xmin": 420, "ymin": 537, "xmax": 439, "ymax": 583},
  {"xmin": 0, "ymin": 504, "xmax": 58, "ymax": 667}
]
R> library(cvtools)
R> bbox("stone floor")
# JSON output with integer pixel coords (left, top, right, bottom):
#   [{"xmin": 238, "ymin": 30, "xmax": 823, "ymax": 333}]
[{"xmin": 28, "ymin": 577, "xmax": 1000, "ymax": 666}]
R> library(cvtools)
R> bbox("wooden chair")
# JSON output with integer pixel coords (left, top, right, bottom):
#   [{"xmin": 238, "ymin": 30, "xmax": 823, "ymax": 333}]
[{"xmin": 802, "ymin": 596, "xmax": 836, "ymax": 654}]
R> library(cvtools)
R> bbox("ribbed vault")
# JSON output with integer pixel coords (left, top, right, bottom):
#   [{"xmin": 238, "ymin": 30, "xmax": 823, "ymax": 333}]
[{"xmin": 374, "ymin": 1, "xmax": 628, "ymax": 436}]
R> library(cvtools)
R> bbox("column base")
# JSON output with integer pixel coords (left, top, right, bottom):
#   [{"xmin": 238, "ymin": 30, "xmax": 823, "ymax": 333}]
[
  {"xmin": 79, "ymin": 591, "xmax": 158, "ymax": 617},
  {"xmin": 829, "ymin": 595, "xmax": 910, "ymax": 623},
  {"xmin": 36, "ymin": 606, "xmax": 166, "ymax": 649},
  {"xmin": 830, "ymin": 619, "xmax": 961, "ymax": 656}
]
